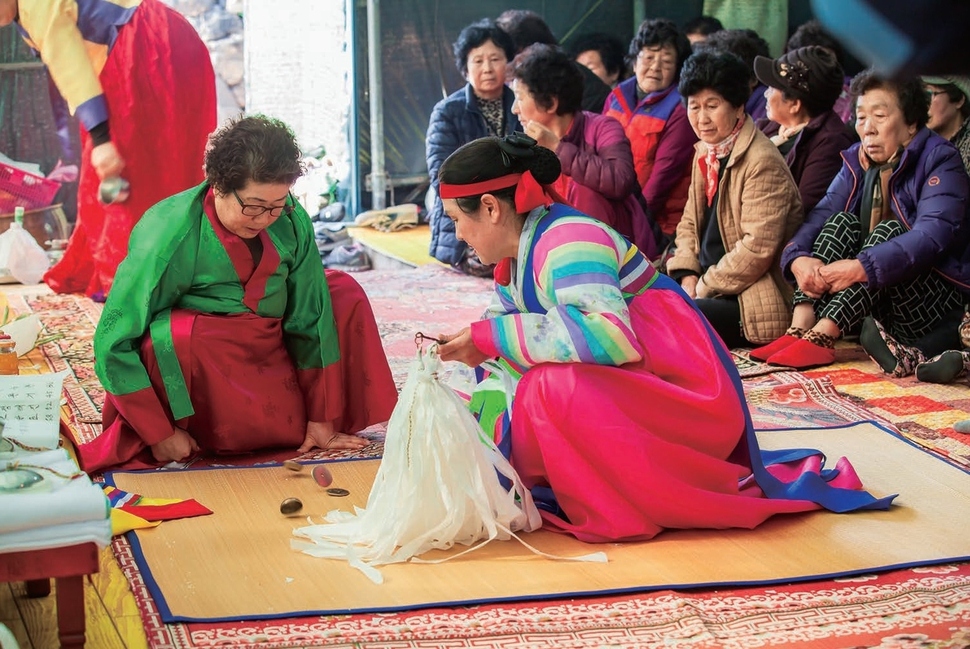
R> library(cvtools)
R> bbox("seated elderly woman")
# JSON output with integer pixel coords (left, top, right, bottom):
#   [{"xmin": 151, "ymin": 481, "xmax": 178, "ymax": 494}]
[
  {"xmin": 750, "ymin": 71, "xmax": 970, "ymax": 373},
  {"xmin": 604, "ymin": 19, "xmax": 697, "ymax": 240},
  {"xmin": 754, "ymin": 46, "xmax": 856, "ymax": 214},
  {"xmin": 427, "ymin": 19, "xmax": 519, "ymax": 276},
  {"xmin": 568, "ymin": 32, "xmax": 628, "ymax": 87},
  {"xmin": 84, "ymin": 116, "xmax": 398, "ymax": 472},
  {"xmin": 666, "ymin": 51, "xmax": 803, "ymax": 350},
  {"xmin": 511, "ymin": 44, "xmax": 655, "ymax": 257},
  {"xmin": 908, "ymin": 76, "xmax": 970, "ymax": 383},
  {"xmin": 923, "ymin": 75, "xmax": 970, "ymax": 173}
]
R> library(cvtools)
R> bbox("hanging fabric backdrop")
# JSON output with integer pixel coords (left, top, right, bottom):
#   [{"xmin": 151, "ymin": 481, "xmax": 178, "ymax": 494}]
[{"xmin": 352, "ymin": 0, "xmax": 636, "ymax": 208}]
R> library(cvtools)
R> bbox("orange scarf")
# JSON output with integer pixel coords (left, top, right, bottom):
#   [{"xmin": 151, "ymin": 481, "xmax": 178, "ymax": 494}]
[{"xmin": 702, "ymin": 116, "xmax": 745, "ymax": 207}]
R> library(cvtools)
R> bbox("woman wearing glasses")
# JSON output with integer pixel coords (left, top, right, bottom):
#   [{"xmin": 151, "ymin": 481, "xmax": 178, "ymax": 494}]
[
  {"xmin": 604, "ymin": 19, "xmax": 697, "ymax": 244},
  {"xmin": 923, "ymin": 76, "xmax": 970, "ymax": 173},
  {"xmin": 83, "ymin": 116, "xmax": 398, "ymax": 472}
]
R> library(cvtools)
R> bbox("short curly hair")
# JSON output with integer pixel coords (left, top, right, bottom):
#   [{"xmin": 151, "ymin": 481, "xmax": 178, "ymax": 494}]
[
  {"xmin": 204, "ymin": 115, "xmax": 304, "ymax": 195},
  {"xmin": 850, "ymin": 69, "xmax": 929, "ymax": 130},
  {"xmin": 698, "ymin": 28, "xmax": 770, "ymax": 83},
  {"xmin": 678, "ymin": 51, "xmax": 752, "ymax": 109},
  {"xmin": 453, "ymin": 19, "xmax": 516, "ymax": 76},
  {"xmin": 495, "ymin": 9, "xmax": 557, "ymax": 53},
  {"xmin": 510, "ymin": 44, "xmax": 583, "ymax": 115},
  {"xmin": 629, "ymin": 19, "xmax": 692, "ymax": 82},
  {"xmin": 567, "ymin": 32, "xmax": 626, "ymax": 80},
  {"xmin": 785, "ymin": 19, "xmax": 845, "ymax": 67}
]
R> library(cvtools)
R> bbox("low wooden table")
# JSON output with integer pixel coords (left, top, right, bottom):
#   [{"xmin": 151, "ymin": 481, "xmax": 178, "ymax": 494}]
[{"xmin": 0, "ymin": 542, "xmax": 100, "ymax": 648}]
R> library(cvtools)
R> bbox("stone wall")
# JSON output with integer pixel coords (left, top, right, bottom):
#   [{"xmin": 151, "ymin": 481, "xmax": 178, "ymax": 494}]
[
  {"xmin": 163, "ymin": 0, "xmax": 352, "ymax": 216},
  {"xmin": 243, "ymin": 0, "xmax": 353, "ymax": 216}
]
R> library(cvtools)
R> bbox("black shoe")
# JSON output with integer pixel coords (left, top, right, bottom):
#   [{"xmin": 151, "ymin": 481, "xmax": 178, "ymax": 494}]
[
  {"xmin": 860, "ymin": 316, "xmax": 897, "ymax": 374},
  {"xmin": 915, "ymin": 350, "xmax": 966, "ymax": 383}
]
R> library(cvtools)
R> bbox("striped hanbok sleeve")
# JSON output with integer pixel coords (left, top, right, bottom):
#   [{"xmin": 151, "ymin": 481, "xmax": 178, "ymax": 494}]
[{"xmin": 470, "ymin": 220, "xmax": 643, "ymax": 369}]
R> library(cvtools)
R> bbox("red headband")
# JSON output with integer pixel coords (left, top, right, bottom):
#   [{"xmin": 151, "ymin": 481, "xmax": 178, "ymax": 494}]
[{"xmin": 439, "ymin": 170, "xmax": 554, "ymax": 213}]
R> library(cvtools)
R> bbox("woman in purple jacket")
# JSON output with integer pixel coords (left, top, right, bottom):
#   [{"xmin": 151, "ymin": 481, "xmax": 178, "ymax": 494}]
[
  {"xmin": 750, "ymin": 71, "xmax": 970, "ymax": 373},
  {"xmin": 754, "ymin": 46, "xmax": 856, "ymax": 215},
  {"xmin": 510, "ymin": 44, "xmax": 657, "ymax": 258}
]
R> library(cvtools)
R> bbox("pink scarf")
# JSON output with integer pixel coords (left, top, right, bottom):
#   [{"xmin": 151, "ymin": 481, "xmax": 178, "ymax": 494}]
[{"xmin": 702, "ymin": 116, "xmax": 745, "ymax": 207}]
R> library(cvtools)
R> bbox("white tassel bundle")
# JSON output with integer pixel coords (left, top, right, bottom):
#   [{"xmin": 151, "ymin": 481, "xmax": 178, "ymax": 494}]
[{"xmin": 292, "ymin": 346, "xmax": 605, "ymax": 583}]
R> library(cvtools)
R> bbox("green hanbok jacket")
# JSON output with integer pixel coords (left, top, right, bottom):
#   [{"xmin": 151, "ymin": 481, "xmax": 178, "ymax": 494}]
[{"xmin": 93, "ymin": 183, "xmax": 340, "ymax": 444}]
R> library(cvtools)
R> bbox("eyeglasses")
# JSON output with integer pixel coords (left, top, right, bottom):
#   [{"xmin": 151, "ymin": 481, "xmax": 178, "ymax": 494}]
[
  {"xmin": 925, "ymin": 89, "xmax": 948, "ymax": 101},
  {"xmin": 636, "ymin": 50, "xmax": 676, "ymax": 70},
  {"xmin": 232, "ymin": 190, "xmax": 294, "ymax": 218}
]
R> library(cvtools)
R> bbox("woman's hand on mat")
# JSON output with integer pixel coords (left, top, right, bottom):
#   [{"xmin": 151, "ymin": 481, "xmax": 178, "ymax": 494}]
[
  {"xmin": 151, "ymin": 427, "xmax": 199, "ymax": 463},
  {"xmin": 299, "ymin": 420, "xmax": 369, "ymax": 453},
  {"xmin": 437, "ymin": 328, "xmax": 489, "ymax": 367},
  {"xmin": 791, "ymin": 256, "xmax": 829, "ymax": 299},
  {"xmin": 818, "ymin": 259, "xmax": 867, "ymax": 294},
  {"xmin": 679, "ymin": 275, "xmax": 698, "ymax": 299},
  {"xmin": 91, "ymin": 141, "xmax": 125, "ymax": 180}
]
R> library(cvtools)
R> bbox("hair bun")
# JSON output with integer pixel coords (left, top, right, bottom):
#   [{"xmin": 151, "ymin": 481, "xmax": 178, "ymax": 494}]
[
  {"xmin": 528, "ymin": 146, "xmax": 562, "ymax": 184},
  {"xmin": 497, "ymin": 132, "xmax": 561, "ymax": 183},
  {"xmin": 498, "ymin": 132, "xmax": 538, "ymax": 159}
]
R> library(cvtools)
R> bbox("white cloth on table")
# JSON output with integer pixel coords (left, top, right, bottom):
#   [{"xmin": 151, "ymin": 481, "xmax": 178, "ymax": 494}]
[
  {"xmin": 0, "ymin": 448, "xmax": 110, "ymax": 537},
  {"xmin": 0, "ymin": 419, "xmax": 60, "ymax": 458},
  {"xmin": 0, "ymin": 519, "xmax": 111, "ymax": 553}
]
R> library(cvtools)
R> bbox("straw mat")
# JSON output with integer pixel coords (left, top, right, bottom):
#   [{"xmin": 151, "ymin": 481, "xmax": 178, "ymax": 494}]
[
  {"xmin": 347, "ymin": 224, "xmax": 444, "ymax": 267},
  {"xmin": 106, "ymin": 421, "xmax": 970, "ymax": 623}
]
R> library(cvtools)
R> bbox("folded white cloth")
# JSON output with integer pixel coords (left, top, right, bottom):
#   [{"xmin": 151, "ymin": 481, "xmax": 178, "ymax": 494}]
[
  {"xmin": 0, "ymin": 448, "xmax": 67, "ymax": 468},
  {"xmin": 0, "ymin": 419, "xmax": 60, "ymax": 457},
  {"xmin": 0, "ymin": 519, "xmax": 111, "ymax": 553},
  {"xmin": 0, "ymin": 451, "xmax": 109, "ymax": 534}
]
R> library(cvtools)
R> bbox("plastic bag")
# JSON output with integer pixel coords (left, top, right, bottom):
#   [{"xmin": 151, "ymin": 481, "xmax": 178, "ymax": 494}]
[
  {"xmin": 1, "ymin": 314, "xmax": 41, "ymax": 356},
  {"xmin": 292, "ymin": 344, "xmax": 606, "ymax": 583},
  {"xmin": 0, "ymin": 223, "xmax": 49, "ymax": 285}
]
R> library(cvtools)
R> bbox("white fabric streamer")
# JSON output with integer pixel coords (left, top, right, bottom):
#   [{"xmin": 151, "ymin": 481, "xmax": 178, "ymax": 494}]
[{"xmin": 292, "ymin": 346, "xmax": 606, "ymax": 583}]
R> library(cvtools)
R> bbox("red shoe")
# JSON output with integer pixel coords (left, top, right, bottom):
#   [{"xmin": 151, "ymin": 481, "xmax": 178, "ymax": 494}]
[
  {"xmin": 749, "ymin": 334, "xmax": 801, "ymax": 362},
  {"xmin": 767, "ymin": 338, "xmax": 836, "ymax": 369}
]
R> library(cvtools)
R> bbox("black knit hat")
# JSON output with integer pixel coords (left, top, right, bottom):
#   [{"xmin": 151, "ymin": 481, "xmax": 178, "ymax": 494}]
[{"xmin": 754, "ymin": 45, "xmax": 844, "ymax": 115}]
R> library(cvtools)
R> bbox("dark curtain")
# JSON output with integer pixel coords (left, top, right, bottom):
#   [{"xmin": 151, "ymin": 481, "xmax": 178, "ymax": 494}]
[{"xmin": 354, "ymin": 0, "xmax": 636, "ymax": 209}]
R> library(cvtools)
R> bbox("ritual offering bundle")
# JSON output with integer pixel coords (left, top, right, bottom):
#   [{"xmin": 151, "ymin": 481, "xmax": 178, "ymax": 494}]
[{"xmin": 292, "ymin": 342, "xmax": 604, "ymax": 582}]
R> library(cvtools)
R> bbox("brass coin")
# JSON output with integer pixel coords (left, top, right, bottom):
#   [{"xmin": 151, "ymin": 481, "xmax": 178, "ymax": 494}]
[
  {"xmin": 282, "ymin": 459, "xmax": 303, "ymax": 472},
  {"xmin": 326, "ymin": 487, "xmax": 350, "ymax": 497},
  {"xmin": 279, "ymin": 497, "xmax": 303, "ymax": 515}
]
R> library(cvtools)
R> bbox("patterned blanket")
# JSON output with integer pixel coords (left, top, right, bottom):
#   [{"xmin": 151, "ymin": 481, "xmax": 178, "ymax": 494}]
[{"xmin": 8, "ymin": 272, "xmax": 970, "ymax": 648}]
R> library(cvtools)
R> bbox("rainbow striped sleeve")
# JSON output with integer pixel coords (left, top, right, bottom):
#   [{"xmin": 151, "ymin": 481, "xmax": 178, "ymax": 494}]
[{"xmin": 471, "ymin": 219, "xmax": 643, "ymax": 369}]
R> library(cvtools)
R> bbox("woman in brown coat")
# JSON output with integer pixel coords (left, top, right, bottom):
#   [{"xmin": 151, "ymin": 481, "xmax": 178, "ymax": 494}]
[{"xmin": 667, "ymin": 51, "xmax": 803, "ymax": 348}]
